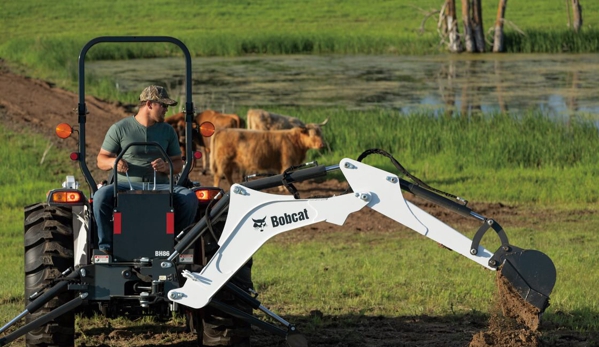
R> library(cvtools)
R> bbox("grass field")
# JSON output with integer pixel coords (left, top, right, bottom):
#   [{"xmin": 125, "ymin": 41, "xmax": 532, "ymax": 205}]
[{"xmin": 1, "ymin": 0, "xmax": 599, "ymax": 98}]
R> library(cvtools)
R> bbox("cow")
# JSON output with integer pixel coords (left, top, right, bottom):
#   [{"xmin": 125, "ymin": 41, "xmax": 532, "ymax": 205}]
[
  {"xmin": 246, "ymin": 109, "xmax": 328, "ymax": 131},
  {"xmin": 210, "ymin": 127, "xmax": 325, "ymax": 188},
  {"xmin": 194, "ymin": 109, "xmax": 245, "ymax": 173},
  {"xmin": 165, "ymin": 112, "xmax": 202, "ymax": 165}
]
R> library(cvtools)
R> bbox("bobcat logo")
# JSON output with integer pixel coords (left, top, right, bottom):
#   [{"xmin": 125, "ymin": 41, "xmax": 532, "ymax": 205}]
[{"xmin": 252, "ymin": 217, "xmax": 267, "ymax": 232}]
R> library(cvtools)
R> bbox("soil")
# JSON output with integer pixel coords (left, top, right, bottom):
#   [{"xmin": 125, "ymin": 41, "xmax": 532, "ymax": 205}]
[
  {"xmin": 0, "ymin": 60, "xmax": 595, "ymax": 346},
  {"xmin": 469, "ymin": 272, "xmax": 542, "ymax": 347}
]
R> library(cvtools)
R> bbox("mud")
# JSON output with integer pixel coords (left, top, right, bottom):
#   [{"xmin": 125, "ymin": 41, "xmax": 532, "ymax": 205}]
[{"xmin": 469, "ymin": 272, "xmax": 542, "ymax": 347}]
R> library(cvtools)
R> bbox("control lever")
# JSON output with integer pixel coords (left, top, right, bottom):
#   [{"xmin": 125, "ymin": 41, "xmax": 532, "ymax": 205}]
[{"xmin": 124, "ymin": 171, "xmax": 134, "ymax": 190}]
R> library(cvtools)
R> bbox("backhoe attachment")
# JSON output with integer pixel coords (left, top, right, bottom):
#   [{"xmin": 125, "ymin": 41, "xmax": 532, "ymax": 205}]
[{"xmin": 168, "ymin": 158, "xmax": 556, "ymax": 315}]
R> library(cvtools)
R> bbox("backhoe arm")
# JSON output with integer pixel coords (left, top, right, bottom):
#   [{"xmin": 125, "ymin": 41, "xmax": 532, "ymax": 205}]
[{"xmin": 169, "ymin": 159, "xmax": 553, "ymax": 311}]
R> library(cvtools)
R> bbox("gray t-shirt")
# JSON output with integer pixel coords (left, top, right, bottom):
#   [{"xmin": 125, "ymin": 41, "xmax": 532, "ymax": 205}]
[{"xmin": 101, "ymin": 116, "xmax": 181, "ymax": 184}]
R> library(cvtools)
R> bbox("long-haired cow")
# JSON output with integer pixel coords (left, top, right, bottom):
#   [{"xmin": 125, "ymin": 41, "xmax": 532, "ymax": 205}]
[
  {"xmin": 195, "ymin": 109, "xmax": 245, "ymax": 173},
  {"xmin": 246, "ymin": 109, "xmax": 328, "ymax": 131},
  {"xmin": 210, "ymin": 127, "xmax": 325, "ymax": 188}
]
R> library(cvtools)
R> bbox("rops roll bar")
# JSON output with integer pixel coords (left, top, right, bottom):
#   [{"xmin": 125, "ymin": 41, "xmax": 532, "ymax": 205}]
[{"xmin": 77, "ymin": 36, "xmax": 195, "ymax": 194}]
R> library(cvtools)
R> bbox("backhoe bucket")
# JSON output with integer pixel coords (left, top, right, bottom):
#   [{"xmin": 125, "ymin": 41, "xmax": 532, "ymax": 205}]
[{"xmin": 498, "ymin": 247, "xmax": 556, "ymax": 313}]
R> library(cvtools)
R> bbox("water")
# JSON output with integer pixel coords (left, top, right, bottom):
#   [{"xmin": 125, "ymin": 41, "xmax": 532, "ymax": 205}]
[{"xmin": 87, "ymin": 53, "xmax": 599, "ymax": 119}]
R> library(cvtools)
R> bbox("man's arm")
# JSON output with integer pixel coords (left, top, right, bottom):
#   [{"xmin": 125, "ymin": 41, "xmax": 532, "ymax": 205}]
[
  {"xmin": 97, "ymin": 148, "xmax": 128, "ymax": 172},
  {"xmin": 150, "ymin": 155, "xmax": 184, "ymax": 175}
]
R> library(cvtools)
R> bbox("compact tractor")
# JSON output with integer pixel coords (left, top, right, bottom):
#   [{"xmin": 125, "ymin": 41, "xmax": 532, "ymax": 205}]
[{"xmin": 0, "ymin": 37, "xmax": 556, "ymax": 347}]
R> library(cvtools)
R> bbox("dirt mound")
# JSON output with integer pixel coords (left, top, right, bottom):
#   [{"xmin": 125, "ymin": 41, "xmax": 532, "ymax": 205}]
[{"xmin": 470, "ymin": 272, "xmax": 542, "ymax": 347}]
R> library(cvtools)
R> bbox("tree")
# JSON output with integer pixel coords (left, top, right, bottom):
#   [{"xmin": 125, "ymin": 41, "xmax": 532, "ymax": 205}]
[
  {"xmin": 461, "ymin": 0, "xmax": 475, "ymax": 52},
  {"xmin": 493, "ymin": 0, "xmax": 508, "ymax": 52},
  {"xmin": 571, "ymin": 0, "xmax": 583, "ymax": 32},
  {"xmin": 471, "ymin": 0, "xmax": 485, "ymax": 52},
  {"xmin": 461, "ymin": 0, "xmax": 485, "ymax": 52},
  {"xmin": 442, "ymin": 0, "xmax": 463, "ymax": 53}
]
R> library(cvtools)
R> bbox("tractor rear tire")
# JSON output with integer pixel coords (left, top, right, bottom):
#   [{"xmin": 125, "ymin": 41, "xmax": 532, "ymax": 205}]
[{"xmin": 24, "ymin": 203, "xmax": 75, "ymax": 347}]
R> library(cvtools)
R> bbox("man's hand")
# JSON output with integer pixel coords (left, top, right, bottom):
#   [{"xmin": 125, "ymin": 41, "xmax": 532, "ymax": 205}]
[
  {"xmin": 116, "ymin": 160, "xmax": 129, "ymax": 173},
  {"xmin": 151, "ymin": 158, "xmax": 168, "ymax": 173}
]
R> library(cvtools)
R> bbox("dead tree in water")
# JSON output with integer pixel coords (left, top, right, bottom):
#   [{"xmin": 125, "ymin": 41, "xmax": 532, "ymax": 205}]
[
  {"xmin": 461, "ymin": 0, "xmax": 485, "ymax": 52},
  {"xmin": 571, "ymin": 0, "xmax": 583, "ymax": 32},
  {"xmin": 493, "ymin": 0, "xmax": 508, "ymax": 52},
  {"xmin": 471, "ymin": 0, "xmax": 485, "ymax": 52},
  {"xmin": 440, "ymin": 0, "xmax": 463, "ymax": 53},
  {"xmin": 461, "ymin": 0, "xmax": 475, "ymax": 52}
]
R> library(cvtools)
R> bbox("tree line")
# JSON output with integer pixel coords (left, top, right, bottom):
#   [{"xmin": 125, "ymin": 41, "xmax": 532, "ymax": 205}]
[{"xmin": 431, "ymin": 0, "xmax": 584, "ymax": 53}]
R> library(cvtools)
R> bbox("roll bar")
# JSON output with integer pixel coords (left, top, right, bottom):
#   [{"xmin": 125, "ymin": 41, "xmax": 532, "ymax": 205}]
[{"xmin": 77, "ymin": 36, "xmax": 195, "ymax": 194}]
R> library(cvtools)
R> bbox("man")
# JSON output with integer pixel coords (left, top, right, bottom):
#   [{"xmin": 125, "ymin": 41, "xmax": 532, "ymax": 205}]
[{"xmin": 93, "ymin": 85, "xmax": 198, "ymax": 254}]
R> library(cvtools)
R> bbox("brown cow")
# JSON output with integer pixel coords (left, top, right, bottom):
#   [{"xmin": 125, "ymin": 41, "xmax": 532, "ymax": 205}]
[
  {"xmin": 195, "ymin": 110, "xmax": 245, "ymax": 173},
  {"xmin": 246, "ymin": 109, "xmax": 328, "ymax": 131},
  {"xmin": 165, "ymin": 112, "xmax": 202, "ymax": 163},
  {"xmin": 210, "ymin": 127, "xmax": 325, "ymax": 188}
]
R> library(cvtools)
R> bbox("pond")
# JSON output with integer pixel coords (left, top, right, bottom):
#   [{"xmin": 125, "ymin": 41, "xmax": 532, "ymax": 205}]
[{"xmin": 87, "ymin": 53, "xmax": 599, "ymax": 120}]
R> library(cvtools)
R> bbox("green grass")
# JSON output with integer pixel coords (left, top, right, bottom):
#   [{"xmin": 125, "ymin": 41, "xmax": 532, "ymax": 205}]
[
  {"xmin": 2, "ymin": 0, "xmax": 598, "ymax": 44},
  {"xmin": 254, "ymin": 218, "xmax": 599, "ymax": 330},
  {"xmin": 0, "ymin": 127, "xmax": 79, "ymax": 338}
]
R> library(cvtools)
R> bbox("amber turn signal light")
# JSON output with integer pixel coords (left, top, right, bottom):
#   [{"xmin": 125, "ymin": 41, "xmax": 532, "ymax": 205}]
[
  {"xmin": 55, "ymin": 123, "xmax": 73, "ymax": 139},
  {"xmin": 194, "ymin": 188, "xmax": 221, "ymax": 202},
  {"xmin": 199, "ymin": 121, "xmax": 215, "ymax": 137},
  {"xmin": 49, "ymin": 190, "xmax": 83, "ymax": 203}
]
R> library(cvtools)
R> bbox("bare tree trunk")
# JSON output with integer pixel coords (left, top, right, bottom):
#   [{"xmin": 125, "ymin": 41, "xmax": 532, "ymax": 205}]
[
  {"xmin": 461, "ymin": 0, "xmax": 475, "ymax": 52},
  {"xmin": 571, "ymin": 0, "xmax": 582, "ymax": 32},
  {"xmin": 566, "ymin": 0, "xmax": 572, "ymax": 29},
  {"xmin": 446, "ymin": 0, "xmax": 463, "ymax": 53},
  {"xmin": 472, "ymin": 0, "xmax": 485, "ymax": 52},
  {"xmin": 493, "ymin": 0, "xmax": 508, "ymax": 52}
]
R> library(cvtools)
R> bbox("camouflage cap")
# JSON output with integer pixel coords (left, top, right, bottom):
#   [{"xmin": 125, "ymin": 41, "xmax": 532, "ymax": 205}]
[{"xmin": 139, "ymin": 85, "xmax": 178, "ymax": 106}]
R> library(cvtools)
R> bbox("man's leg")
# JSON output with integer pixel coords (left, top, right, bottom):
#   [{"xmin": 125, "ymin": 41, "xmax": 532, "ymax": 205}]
[
  {"xmin": 92, "ymin": 184, "xmax": 115, "ymax": 252},
  {"xmin": 172, "ymin": 185, "xmax": 199, "ymax": 231},
  {"xmin": 92, "ymin": 183, "xmax": 138, "ymax": 252}
]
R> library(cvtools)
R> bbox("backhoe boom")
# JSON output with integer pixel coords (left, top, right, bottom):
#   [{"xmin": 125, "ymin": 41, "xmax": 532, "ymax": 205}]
[{"xmin": 169, "ymin": 158, "xmax": 555, "ymax": 313}]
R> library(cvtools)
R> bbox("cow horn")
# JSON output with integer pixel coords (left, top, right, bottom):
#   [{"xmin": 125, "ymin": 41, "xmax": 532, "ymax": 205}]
[{"xmin": 320, "ymin": 117, "xmax": 329, "ymax": 126}]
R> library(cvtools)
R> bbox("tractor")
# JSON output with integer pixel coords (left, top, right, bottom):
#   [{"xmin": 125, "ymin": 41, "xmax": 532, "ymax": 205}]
[{"xmin": 0, "ymin": 37, "xmax": 556, "ymax": 347}]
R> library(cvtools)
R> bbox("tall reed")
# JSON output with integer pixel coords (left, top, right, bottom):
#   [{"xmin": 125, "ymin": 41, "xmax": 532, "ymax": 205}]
[{"xmin": 505, "ymin": 30, "xmax": 599, "ymax": 53}]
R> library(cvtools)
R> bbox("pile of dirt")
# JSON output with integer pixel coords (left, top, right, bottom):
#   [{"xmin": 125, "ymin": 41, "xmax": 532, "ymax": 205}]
[{"xmin": 470, "ymin": 271, "xmax": 542, "ymax": 347}]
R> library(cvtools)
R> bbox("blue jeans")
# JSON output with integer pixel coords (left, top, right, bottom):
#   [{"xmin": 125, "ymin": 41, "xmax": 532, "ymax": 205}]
[{"xmin": 93, "ymin": 182, "xmax": 198, "ymax": 252}]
